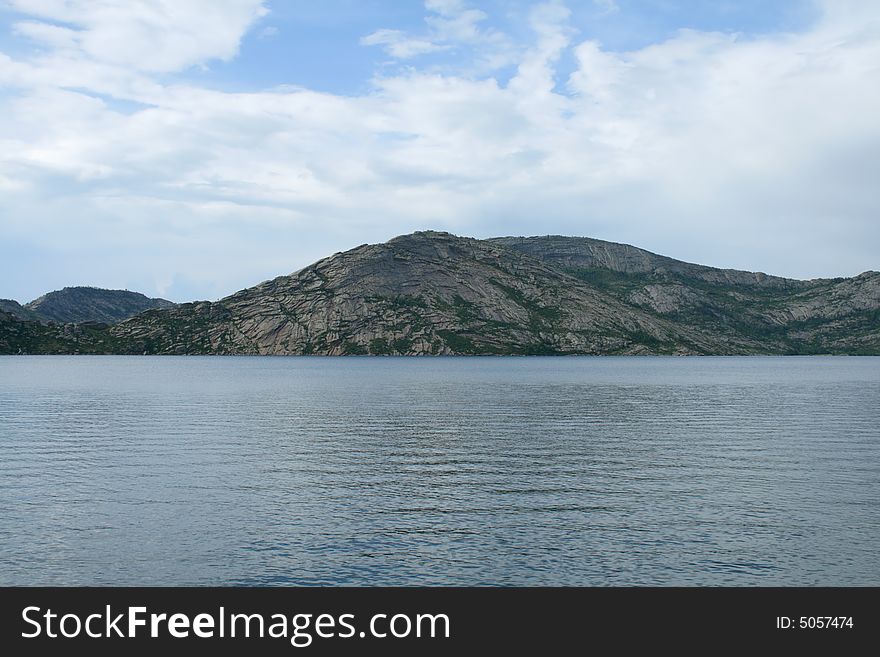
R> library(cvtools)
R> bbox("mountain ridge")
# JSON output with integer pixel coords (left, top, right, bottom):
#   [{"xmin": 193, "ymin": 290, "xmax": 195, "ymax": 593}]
[
  {"xmin": 2, "ymin": 231, "xmax": 877, "ymax": 355},
  {"xmin": 487, "ymin": 235, "xmax": 817, "ymax": 289}
]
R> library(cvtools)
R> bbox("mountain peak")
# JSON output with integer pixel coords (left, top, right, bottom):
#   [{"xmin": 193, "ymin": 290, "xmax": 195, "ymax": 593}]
[
  {"xmin": 386, "ymin": 230, "xmax": 461, "ymax": 244},
  {"xmin": 3, "ymin": 234, "xmax": 877, "ymax": 355},
  {"xmin": 24, "ymin": 287, "xmax": 175, "ymax": 324}
]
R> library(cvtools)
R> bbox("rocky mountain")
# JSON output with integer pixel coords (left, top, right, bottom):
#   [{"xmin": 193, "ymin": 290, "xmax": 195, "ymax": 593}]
[
  {"xmin": 488, "ymin": 235, "xmax": 809, "ymax": 289},
  {"xmin": 109, "ymin": 231, "xmax": 878, "ymax": 355},
  {"xmin": 23, "ymin": 287, "xmax": 174, "ymax": 324},
  {"xmin": 2, "ymin": 231, "xmax": 877, "ymax": 355},
  {"xmin": 0, "ymin": 299, "xmax": 39, "ymax": 322},
  {"xmin": 490, "ymin": 236, "xmax": 880, "ymax": 355}
]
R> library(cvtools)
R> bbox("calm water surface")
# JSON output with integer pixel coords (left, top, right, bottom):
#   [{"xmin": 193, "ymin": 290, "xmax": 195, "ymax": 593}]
[{"xmin": 0, "ymin": 356, "xmax": 878, "ymax": 586}]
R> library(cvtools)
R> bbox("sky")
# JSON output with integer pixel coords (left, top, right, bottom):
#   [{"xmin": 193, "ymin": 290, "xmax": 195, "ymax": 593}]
[{"xmin": 0, "ymin": 0, "xmax": 878, "ymax": 303}]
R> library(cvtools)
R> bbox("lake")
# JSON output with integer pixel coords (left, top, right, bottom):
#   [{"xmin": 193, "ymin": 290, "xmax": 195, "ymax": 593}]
[{"xmin": 0, "ymin": 355, "xmax": 878, "ymax": 586}]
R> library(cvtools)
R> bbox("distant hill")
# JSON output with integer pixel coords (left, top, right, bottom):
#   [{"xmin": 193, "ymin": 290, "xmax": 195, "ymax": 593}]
[
  {"xmin": 0, "ymin": 299, "xmax": 39, "ymax": 322},
  {"xmin": 23, "ymin": 287, "xmax": 175, "ymax": 324},
  {"xmin": 1, "ymin": 232, "xmax": 877, "ymax": 355}
]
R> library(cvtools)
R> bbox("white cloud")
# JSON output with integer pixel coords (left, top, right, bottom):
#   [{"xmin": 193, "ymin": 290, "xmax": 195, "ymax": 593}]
[
  {"xmin": 508, "ymin": 1, "xmax": 575, "ymax": 98},
  {"xmin": 425, "ymin": 5, "xmax": 488, "ymax": 42},
  {"xmin": 13, "ymin": 20, "xmax": 79, "ymax": 49},
  {"xmin": 1, "ymin": 0, "xmax": 879, "ymax": 302},
  {"xmin": 360, "ymin": 29, "xmax": 446, "ymax": 59},
  {"xmin": 6, "ymin": 0, "xmax": 268, "ymax": 73},
  {"xmin": 361, "ymin": 0, "xmax": 503, "ymax": 63}
]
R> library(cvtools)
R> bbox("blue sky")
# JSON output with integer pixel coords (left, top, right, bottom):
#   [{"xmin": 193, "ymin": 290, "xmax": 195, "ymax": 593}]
[
  {"xmin": 0, "ymin": 0, "xmax": 877, "ymax": 302},
  {"xmin": 185, "ymin": 1, "xmax": 817, "ymax": 94}
]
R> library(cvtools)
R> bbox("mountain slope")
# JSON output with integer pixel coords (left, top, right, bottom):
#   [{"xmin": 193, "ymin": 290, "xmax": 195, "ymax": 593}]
[
  {"xmin": 492, "ymin": 236, "xmax": 880, "ymax": 355},
  {"xmin": 2, "ymin": 231, "xmax": 877, "ymax": 356},
  {"xmin": 24, "ymin": 287, "xmax": 175, "ymax": 324},
  {"xmin": 0, "ymin": 299, "xmax": 40, "ymax": 322},
  {"xmin": 106, "ymin": 231, "xmax": 878, "ymax": 356},
  {"xmin": 0, "ymin": 311, "xmax": 123, "ymax": 355},
  {"xmin": 488, "ymin": 235, "xmax": 808, "ymax": 289},
  {"xmin": 111, "ymin": 231, "xmax": 740, "ymax": 355}
]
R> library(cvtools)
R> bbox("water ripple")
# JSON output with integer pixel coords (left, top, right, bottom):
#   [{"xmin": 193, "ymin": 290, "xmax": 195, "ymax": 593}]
[{"xmin": 0, "ymin": 355, "xmax": 878, "ymax": 586}]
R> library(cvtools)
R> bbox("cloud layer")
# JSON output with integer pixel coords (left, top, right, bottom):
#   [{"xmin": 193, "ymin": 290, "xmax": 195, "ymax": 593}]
[{"xmin": 1, "ymin": 0, "xmax": 878, "ymax": 302}]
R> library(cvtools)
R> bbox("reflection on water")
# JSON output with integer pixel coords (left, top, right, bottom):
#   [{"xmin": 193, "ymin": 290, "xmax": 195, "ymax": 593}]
[{"xmin": 0, "ymin": 355, "xmax": 878, "ymax": 585}]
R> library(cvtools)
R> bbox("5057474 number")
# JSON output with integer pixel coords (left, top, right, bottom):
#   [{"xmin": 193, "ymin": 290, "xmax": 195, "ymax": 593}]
[{"xmin": 776, "ymin": 616, "xmax": 854, "ymax": 629}]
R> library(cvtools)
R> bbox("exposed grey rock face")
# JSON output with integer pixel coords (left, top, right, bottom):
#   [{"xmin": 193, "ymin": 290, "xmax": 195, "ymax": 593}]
[
  {"xmin": 2, "ymin": 232, "xmax": 876, "ymax": 355},
  {"xmin": 627, "ymin": 284, "xmax": 705, "ymax": 315},
  {"xmin": 490, "ymin": 235, "xmax": 879, "ymax": 354},
  {"xmin": 489, "ymin": 235, "xmax": 808, "ymax": 289},
  {"xmin": 105, "ymin": 231, "xmax": 878, "ymax": 356},
  {"xmin": 24, "ymin": 287, "xmax": 175, "ymax": 324},
  {"xmin": 110, "ymin": 232, "xmax": 694, "ymax": 355}
]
